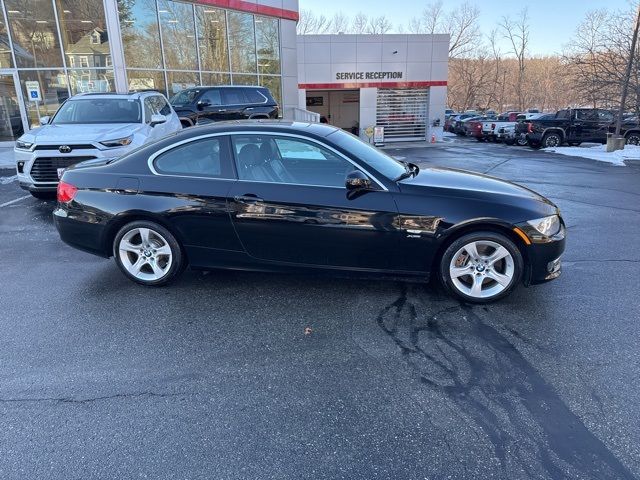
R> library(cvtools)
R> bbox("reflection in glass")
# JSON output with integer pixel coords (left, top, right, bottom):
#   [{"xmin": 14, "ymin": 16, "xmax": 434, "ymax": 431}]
[
  {"xmin": 201, "ymin": 72, "xmax": 230, "ymax": 86},
  {"xmin": 166, "ymin": 71, "xmax": 199, "ymax": 95},
  {"xmin": 68, "ymin": 69, "xmax": 115, "ymax": 94},
  {"xmin": 232, "ymin": 74, "xmax": 258, "ymax": 86},
  {"xmin": 227, "ymin": 12, "xmax": 256, "ymax": 73},
  {"xmin": 260, "ymin": 75, "xmax": 281, "ymax": 107},
  {"xmin": 19, "ymin": 70, "xmax": 69, "ymax": 127},
  {"xmin": 158, "ymin": 0, "xmax": 197, "ymax": 70},
  {"xmin": 5, "ymin": 0, "xmax": 64, "ymax": 68},
  {"xmin": 127, "ymin": 69, "xmax": 166, "ymax": 94},
  {"xmin": 56, "ymin": 0, "xmax": 109, "ymax": 69},
  {"xmin": 0, "ymin": 19, "xmax": 14, "ymax": 68},
  {"xmin": 255, "ymin": 16, "xmax": 280, "ymax": 75},
  {"xmin": 0, "ymin": 74, "xmax": 23, "ymax": 140},
  {"xmin": 195, "ymin": 5, "xmax": 228, "ymax": 72},
  {"xmin": 118, "ymin": 0, "xmax": 162, "ymax": 68}
]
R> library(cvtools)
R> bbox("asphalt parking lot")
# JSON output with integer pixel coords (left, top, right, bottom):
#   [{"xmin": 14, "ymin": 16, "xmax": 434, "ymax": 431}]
[{"xmin": 1, "ymin": 137, "xmax": 639, "ymax": 479}]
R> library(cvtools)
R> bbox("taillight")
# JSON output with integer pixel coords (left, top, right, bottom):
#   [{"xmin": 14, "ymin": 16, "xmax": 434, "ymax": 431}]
[
  {"xmin": 527, "ymin": 123, "xmax": 533, "ymax": 133},
  {"xmin": 57, "ymin": 180, "xmax": 78, "ymax": 203}
]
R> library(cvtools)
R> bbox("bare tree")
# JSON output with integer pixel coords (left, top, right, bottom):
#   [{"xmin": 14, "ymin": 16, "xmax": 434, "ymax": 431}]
[
  {"xmin": 329, "ymin": 12, "xmax": 351, "ymax": 34},
  {"xmin": 615, "ymin": 4, "xmax": 640, "ymax": 134},
  {"xmin": 407, "ymin": 1, "xmax": 480, "ymax": 58},
  {"xmin": 366, "ymin": 15, "xmax": 393, "ymax": 34},
  {"xmin": 499, "ymin": 8, "xmax": 529, "ymax": 110},
  {"xmin": 352, "ymin": 12, "xmax": 369, "ymax": 34},
  {"xmin": 297, "ymin": 9, "xmax": 332, "ymax": 34}
]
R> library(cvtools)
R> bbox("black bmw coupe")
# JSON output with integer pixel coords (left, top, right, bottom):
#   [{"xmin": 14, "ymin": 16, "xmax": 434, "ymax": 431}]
[{"xmin": 53, "ymin": 121, "xmax": 565, "ymax": 303}]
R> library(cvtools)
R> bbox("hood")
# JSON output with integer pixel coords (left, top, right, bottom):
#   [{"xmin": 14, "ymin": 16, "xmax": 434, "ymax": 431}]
[
  {"xmin": 22, "ymin": 123, "xmax": 145, "ymax": 143},
  {"xmin": 400, "ymin": 166, "xmax": 556, "ymax": 207}
]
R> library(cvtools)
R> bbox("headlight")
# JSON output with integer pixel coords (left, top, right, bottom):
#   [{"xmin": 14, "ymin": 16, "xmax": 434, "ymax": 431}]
[
  {"xmin": 99, "ymin": 135, "xmax": 133, "ymax": 148},
  {"xmin": 526, "ymin": 215, "xmax": 561, "ymax": 236},
  {"xmin": 16, "ymin": 139, "xmax": 33, "ymax": 150}
]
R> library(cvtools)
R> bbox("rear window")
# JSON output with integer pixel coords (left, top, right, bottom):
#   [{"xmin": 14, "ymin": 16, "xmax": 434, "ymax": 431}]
[
  {"xmin": 154, "ymin": 137, "xmax": 231, "ymax": 178},
  {"xmin": 221, "ymin": 88, "xmax": 247, "ymax": 104}
]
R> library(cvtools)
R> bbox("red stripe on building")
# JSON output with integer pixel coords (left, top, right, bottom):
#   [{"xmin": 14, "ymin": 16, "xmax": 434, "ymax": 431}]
[
  {"xmin": 196, "ymin": 0, "xmax": 299, "ymax": 21},
  {"xmin": 299, "ymin": 81, "xmax": 448, "ymax": 90}
]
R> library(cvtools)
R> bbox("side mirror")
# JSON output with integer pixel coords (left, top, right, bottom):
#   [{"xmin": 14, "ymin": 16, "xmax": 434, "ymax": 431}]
[
  {"xmin": 39, "ymin": 116, "xmax": 50, "ymax": 126},
  {"xmin": 196, "ymin": 100, "xmax": 211, "ymax": 110},
  {"xmin": 345, "ymin": 170, "xmax": 372, "ymax": 190},
  {"xmin": 150, "ymin": 114, "xmax": 166, "ymax": 127}
]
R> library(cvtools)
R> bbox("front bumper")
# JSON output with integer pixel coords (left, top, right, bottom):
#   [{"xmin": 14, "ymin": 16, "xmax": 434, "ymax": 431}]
[
  {"xmin": 15, "ymin": 145, "xmax": 129, "ymax": 192},
  {"xmin": 517, "ymin": 224, "xmax": 567, "ymax": 285}
]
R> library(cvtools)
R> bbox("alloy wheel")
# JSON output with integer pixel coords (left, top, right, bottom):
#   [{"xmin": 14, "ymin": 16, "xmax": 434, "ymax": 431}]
[
  {"xmin": 448, "ymin": 240, "xmax": 515, "ymax": 299},
  {"xmin": 627, "ymin": 134, "xmax": 640, "ymax": 146},
  {"xmin": 118, "ymin": 227, "xmax": 173, "ymax": 281},
  {"xmin": 544, "ymin": 134, "xmax": 561, "ymax": 148}
]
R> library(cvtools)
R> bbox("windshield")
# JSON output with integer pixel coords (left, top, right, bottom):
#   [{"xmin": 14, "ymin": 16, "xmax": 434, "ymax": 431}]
[
  {"xmin": 170, "ymin": 90, "xmax": 199, "ymax": 105},
  {"xmin": 52, "ymin": 99, "xmax": 142, "ymax": 124},
  {"xmin": 328, "ymin": 129, "xmax": 406, "ymax": 181}
]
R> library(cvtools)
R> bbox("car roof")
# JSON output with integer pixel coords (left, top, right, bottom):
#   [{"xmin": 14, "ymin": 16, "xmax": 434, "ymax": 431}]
[{"xmin": 70, "ymin": 91, "xmax": 163, "ymax": 101}]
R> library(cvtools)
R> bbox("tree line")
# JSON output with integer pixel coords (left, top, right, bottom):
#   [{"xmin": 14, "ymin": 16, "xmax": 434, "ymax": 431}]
[{"xmin": 298, "ymin": 2, "xmax": 640, "ymax": 114}]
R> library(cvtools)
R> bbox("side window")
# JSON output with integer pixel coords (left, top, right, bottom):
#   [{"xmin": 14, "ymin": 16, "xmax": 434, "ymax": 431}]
[
  {"xmin": 597, "ymin": 110, "xmax": 614, "ymax": 123},
  {"xmin": 152, "ymin": 96, "xmax": 171, "ymax": 116},
  {"xmin": 143, "ymin": 98, "xmax": 155, "ymax": 123},
  {"xmin": 222, "ymin": 88, "xmax": 247, "ymax": 105},
  {"xmin": 231, "ymin": 135, "xmax": 355, "ymax": 187},
  {"xmin": 245, "ymin": 89, "xmax": 266, "ymax": 103},
  {"xmin": 576, "ymin": 110, "xmax": 598, "ymax": 121},
  {"xmin": 200, "ymin": 89, "xmax": 222, "ymax": 106},
  {"xmin": 153, "ymin": 137, "xmax": 231, "ymax": 178}
]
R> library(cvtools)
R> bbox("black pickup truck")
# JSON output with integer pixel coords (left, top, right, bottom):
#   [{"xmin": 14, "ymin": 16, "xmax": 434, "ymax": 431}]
[{"xmin": 526, "ymin": 108, "xmax": 640, "ymax": 149}]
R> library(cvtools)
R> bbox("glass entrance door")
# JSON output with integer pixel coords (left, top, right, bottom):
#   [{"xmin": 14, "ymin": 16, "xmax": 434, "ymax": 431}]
[{"xmin": 0, "ymin": 73, "xmax": 25, "ymax": 141}]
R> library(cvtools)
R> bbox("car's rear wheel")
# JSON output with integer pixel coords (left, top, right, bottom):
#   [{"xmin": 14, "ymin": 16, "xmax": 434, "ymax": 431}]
[
  {"xmin": 626, "ymin": 133, "xmax": 640, "ymax": 145},
  {"xmin": 542, "ymin": 132, "xmax": 562, "ymax": 148},
  {"xmin": 113, "ymin": 221, "xmax": 184, "ymax": 286},
  {"xmin": 439, "ymin": 232, "xmax": 523, "ymax": 304},
  {"xmin": 516, "ymin": 136, "xmax": 528, "ymax": 146}
]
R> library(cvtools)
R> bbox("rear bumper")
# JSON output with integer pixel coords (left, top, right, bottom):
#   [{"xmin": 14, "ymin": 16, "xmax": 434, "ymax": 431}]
[{"xmin": 53, "ymin": 206, "xmax": 110, "ymax": 258}]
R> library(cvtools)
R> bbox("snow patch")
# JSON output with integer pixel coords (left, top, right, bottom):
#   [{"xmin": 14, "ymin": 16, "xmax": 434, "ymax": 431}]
[{"xmin": 542, "ymin": 144, "xmax": 640, "ymax": 166}]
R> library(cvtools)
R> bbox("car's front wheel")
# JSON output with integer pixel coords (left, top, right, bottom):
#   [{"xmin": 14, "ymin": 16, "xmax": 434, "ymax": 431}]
[
  {"xmin": 439, "ymin": 232, "xmax": 524, "ymax": 303},
  {"xmin": 113, "ymin": 221, "xmax": 184, "ymax": 286},
  {"xmin": 626, "ymin": 133, "xmax": 640, "ymax": 145}
]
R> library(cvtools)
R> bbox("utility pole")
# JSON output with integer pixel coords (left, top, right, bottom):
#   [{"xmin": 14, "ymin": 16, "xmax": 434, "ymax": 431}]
[{"xmin": 615, "ymin": 3, "xmax": 640, "ymax": 136}]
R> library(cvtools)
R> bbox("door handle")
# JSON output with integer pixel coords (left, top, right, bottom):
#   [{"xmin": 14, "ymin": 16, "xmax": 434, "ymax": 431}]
[
  {"xmin": 234, "ymin": 194, "xmax": 263, "ymax": 203},
  {"xmin": 218, "ymin": 109, "xmax": 227, "ymax": 112}
]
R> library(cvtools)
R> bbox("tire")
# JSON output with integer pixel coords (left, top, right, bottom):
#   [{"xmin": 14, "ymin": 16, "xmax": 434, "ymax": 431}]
[
  {"xmin": 113, "ymin": 220, "xmax": 185, "ymax": 286},
  {"xmin": 542, "ymin": 132, "xmax": 563, "ymax": 148},
  {"xmin": 30, "ymin": 191, "xmax": 56, "ymax": 200},
  {"xmin": 625, "ymin": 132, "xmax": 640, "ymax": 145},
  {"xmin": 516, "ymin": 136, "xmax": 528, "ymax": 147},
  {"xmin": 439, "ymin": 231, "xmax": 524, "ymax": 304}
]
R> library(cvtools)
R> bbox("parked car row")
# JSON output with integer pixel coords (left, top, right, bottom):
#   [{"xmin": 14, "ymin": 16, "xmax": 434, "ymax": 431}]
[
  {"xmin": 15, "ymin": 85, "xmax": 280, "ymax": 198},
  {"xmin": 445, "ymin": 108, "xmax": 640, "ymax": 149}
]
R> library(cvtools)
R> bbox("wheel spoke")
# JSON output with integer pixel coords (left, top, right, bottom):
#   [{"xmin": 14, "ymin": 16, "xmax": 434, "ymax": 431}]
[
  {"xmin": 120, "ymin": 240, "xmax": 140, "ymax": 254},
  {"xmin": 127, "ymin": 256, "xmax": 145, "ymax": 275},
  {"xmin": 150, "ymin": 261, "xmax": 164, "ymax": 277},
  {"xmin": 470, "ymin": 275, "xmax": 483, "ymax": 296},
  {"xmin": 486, "ymin": 270, "xmax": 511, "ymax": 287},
  {"xmin": 486, "ymin": 246, "xmax": 510, "ymax": 266},
  {"xmin": 464, "ymin": 242, "xmax": 479, "ymax": 260},
  {"xmin": 139, "ymin": 228, "xmax": 150, "ymax": 245},
  {"xmin": 155, "ymin": 245, "xmax": 171, "ymax": 256},
  {"xmin": 451, "ymin": 266, "xmax": 472, "ymax": 278}
]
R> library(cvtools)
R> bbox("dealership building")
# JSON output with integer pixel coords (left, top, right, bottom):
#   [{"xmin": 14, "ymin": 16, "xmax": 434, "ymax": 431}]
[{"xmin": 0, "ymin": 0, "xmax": 448, "ymax": 144}]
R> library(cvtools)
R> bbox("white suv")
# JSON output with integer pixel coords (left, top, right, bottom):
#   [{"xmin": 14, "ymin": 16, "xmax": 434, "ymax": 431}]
[{"xmin": 15, "ymin": 91, "xmax": 182, "ymax": 198}]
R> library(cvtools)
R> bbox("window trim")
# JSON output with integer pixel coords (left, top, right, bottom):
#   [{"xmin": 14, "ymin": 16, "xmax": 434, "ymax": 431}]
[{"xmin": 147, "ymin": 131, "xmax": 388, "ymax": 191}]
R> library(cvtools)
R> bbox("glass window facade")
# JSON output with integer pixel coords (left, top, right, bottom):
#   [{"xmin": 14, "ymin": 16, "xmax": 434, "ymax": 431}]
[{"xmin": 0, "ymin": 0, "xmax": 284, "ymax": 135}]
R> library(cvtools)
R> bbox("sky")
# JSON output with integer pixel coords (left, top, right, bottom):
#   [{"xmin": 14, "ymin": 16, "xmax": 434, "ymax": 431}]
[{"xmin": 298, "ymin": 0, "xmax": 634, "ymax": 55}]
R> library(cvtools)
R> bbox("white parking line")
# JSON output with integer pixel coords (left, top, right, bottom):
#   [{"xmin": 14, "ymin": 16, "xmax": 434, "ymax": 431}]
[{"xmin": 0, "ymin": 194, "xmax": 31, "ymax": 208}]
